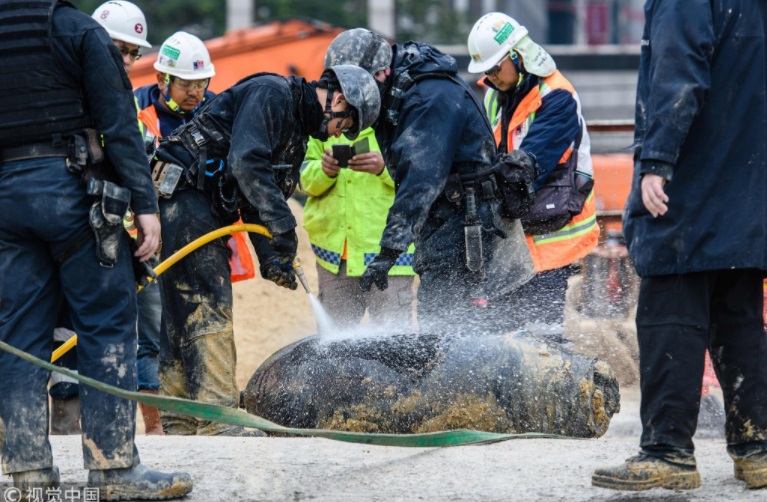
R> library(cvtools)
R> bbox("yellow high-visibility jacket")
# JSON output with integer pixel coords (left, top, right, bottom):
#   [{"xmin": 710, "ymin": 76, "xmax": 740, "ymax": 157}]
[{"xmin": 300, "ymin": 128, "xmax": 415, "ymax": 277}]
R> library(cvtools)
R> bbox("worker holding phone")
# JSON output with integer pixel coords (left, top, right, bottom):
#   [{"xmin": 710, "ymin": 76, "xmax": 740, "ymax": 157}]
[{"xmin": 300, "ymin": 51, "xmax": 416, "ymax": 332}]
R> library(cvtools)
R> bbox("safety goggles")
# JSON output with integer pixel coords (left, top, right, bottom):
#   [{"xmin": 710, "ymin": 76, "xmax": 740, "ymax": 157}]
[
  {"xmin": 170, "ymin": 77, "xmax": 210, "ymax": 90},
  {"xmin": 114, "ymin": 42, "xmax": 141, "ymax": 61},
  {"xmin": 484, "ymin": 54, "xmax": 509, "ymax": 77}
]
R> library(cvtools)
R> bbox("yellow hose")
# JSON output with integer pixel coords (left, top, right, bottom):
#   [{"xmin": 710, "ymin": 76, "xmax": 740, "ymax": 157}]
[{"xmin": 51, "ymin": 224, "xmax": 272, "ymax": 363}]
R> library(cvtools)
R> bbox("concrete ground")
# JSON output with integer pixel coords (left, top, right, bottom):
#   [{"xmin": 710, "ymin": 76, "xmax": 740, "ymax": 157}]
[{"xmin": 25, "ymin": 389, "xmax": 763, "ymax": 502}]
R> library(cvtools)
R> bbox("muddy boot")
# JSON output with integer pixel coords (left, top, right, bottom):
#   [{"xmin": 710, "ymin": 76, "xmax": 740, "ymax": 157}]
[
  {"xmin": 591, "ymin": 454, "xmax": 701, "ymax": 491},
  {"xmin": 216, "ymin": 426, "xmax": 265, "ymax": 437},
  {"xmin": 13, "ymin": 467, "xmax": 60, "ymax": 500},
  {"xmin": 731, "ymin": 450, "xmax": 767, "ymax": 489},
  {"xmin": 88, "ymin": 463, "xmax": 193, "ymax": 501},
  {"xmin": 139, "ymin": 391, "xmax": 164, "ymax": 436},
  {"xmin": 50, "ymin": 396, "xmax": 81, "ymax": 435}
]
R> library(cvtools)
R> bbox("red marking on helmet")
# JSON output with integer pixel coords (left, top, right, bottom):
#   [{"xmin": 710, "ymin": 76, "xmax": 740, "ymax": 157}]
[
  {"xmin": 135, "ymin": 23, "xmax": 144, "ymax": 34},
  {"xmin": 100, "ymin": 10, "xmax": 109, "ymax": 19}
]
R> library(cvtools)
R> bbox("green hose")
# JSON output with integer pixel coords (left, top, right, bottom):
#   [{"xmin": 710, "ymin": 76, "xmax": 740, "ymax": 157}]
[{"xmin": 1, "ymin": 340, "xmax": 577, "ymax": 447}]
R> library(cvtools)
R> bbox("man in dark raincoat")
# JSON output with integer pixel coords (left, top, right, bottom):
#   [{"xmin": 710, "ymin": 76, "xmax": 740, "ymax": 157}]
[
  {"xmin": 592, "ymin": 0, "xmax": 767, "ymax": 491},
  {"xmin": 342, "ymin": 35, "xmax": 533, "ymax": 333}
]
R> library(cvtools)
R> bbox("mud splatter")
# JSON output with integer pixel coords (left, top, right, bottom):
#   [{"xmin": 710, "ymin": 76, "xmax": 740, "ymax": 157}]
[{"xmin": 416, "ymin": 393, "xmax": 513, "ymax": 433}]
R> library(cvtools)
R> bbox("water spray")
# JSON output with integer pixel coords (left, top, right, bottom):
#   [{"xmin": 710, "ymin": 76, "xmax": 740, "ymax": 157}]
[{"xmin": 292, "ymin": 257, "xmax": 312, "ymax": 295}]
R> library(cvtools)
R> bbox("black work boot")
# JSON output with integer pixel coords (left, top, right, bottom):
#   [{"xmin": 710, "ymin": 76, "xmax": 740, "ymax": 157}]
[
  {"xmin": 592, "ymin": 454, "xmax": 701, "ymax": 491},
  {"xmin": 12, "ymin": 467, "xmax": 60, "ymax": 501},
  {"xmin": 731, "ymin": 450, "xmax": 767, "ymax": 489},
  {"xmin": 88, "ymin": 463, "xmax": 192, "ymax": 501}
]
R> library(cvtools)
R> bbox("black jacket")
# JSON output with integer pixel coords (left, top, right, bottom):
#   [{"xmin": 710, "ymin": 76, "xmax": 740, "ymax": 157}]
[
  {"xmin": 51, "ymin": 3, "xmax": 157, "ymax": 214},
  {"xmin": 624, "ymin": 0, "xmax": 767, "ymax": 276},
  {"xmin": 159, "ymin": 74, "xmax": 324, "ymax": 236},
  {"xmin": 375, "ymin": 42, "xmax": 498, "ymax": 269}
]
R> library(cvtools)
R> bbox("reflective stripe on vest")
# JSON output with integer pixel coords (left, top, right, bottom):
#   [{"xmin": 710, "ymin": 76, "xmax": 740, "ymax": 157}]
[
  {"xmin": 533, "ymin": 192, "xmax": 598, "ymax": 245},
  {"xmin": 524, "ymin": 191, "xmax": 599, "ymax": 272},
  {"xmin": 364, "ymin": 252, "xmax": 415, "ymax": 267},
  {"xmin": 485, "ymin": 71, "xmax": 599, "ymax": 272}
]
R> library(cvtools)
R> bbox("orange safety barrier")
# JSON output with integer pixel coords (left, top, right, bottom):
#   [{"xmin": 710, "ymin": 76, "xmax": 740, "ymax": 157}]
[
  {"xmin": 701, "ymin": 351, "xmax": 720, "ymax": 397},
  {"xmin": 130, "ymin": 20, "xmax": 346, "ymax": 93},
  {"xmin": 227, "ymin": 219, "xmax": 256, "ymax": 282}
]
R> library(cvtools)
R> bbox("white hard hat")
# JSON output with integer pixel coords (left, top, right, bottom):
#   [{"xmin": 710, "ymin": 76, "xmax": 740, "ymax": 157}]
[
  {"xmin": 154, "ymin": 31, "xmax": 216, "ymax": 80},
  {"xmin": 92, "ymin": 1, "xmax": 151, "ymax": 48},
  {"xmin": 467, "ymin": 12, "xmax": 556, "ymax": 77}
]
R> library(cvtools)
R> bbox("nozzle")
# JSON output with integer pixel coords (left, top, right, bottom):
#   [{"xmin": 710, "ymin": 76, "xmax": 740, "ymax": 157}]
[{"xmin": 292, "ymin": 258, "xmax": 312, "ymax": 294}]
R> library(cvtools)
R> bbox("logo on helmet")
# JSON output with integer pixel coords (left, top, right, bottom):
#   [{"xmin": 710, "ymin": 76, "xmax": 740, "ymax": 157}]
[
  {"xmin": 161, "ymin": 45, "xmax": 181, "ymax": 60},
  {"xmin": 158, "ymin": 55, "xmax": 176, "ymax": 68},
  {"xmin": 100, "ymin": 10, "xmax": 109, "ymax": 20},
  {"xmin": 193, "ymin": 60, "xmax": 205, "ymax": 70},
  {"xmin": 135, "ymin": 23, "xmax": 144, "ymax": 34},
  {"xmin": 493, "ymin": 22, "xmax": 515, "ymax": 44}
]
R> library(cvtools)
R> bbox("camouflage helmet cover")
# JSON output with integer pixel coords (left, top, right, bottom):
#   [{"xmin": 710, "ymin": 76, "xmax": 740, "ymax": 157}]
[
  {"xmin": 324, "ymin": 28, "xmax": 392, "ymax": 74},
  {"xmin": 327, "ymin": 64, "xmax": 381, "ymax": 140}
]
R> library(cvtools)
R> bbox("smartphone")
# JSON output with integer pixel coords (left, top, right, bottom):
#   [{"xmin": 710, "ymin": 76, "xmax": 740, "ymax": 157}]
[
  {"xmin": 353, "ymin": 137, "xmax": 370, "ymax": 155},
  {"xmin": 332, "ymin": 144, "xmax": 353, "ymax": 168}
]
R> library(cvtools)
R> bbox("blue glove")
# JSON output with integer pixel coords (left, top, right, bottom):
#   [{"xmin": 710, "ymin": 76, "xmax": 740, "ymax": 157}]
[{"xmin": 360, "ymin": 247, "xmax": 401, "ymax": 292}]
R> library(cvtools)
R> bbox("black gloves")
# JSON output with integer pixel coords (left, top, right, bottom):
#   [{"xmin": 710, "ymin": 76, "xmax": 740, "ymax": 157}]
[
  {"xmin": 271, "ymin": 229, "xmax": 298, "ymax": 266},
  {"xmin": 261, "ymin": 229, "xmax": 298, "ymax": 290},
  {"xmin": 260, "ymin": 262, "xmax": 298, "ymax": 290},
  {"xmin": 360, "ymin": 247, "xmax": 401, "ymax": 292}
]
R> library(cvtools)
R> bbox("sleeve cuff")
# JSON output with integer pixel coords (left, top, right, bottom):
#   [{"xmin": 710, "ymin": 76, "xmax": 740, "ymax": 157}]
[
  {"xmin": 267, "ymin": 214, "xmax": 297, "ymax": 236},
  {"xmin": 638, "ymin": 159, "xmax": 675, "ymax": 181}
]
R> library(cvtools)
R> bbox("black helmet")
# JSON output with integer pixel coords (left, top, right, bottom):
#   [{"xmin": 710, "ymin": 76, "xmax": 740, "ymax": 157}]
[
  {"xmin": 326, "ymin": 64, "xmax": 381, "ymax": 140},
  {"xmin": 324, "ymin": 28, "xmax": 392, "ymax": 74}
]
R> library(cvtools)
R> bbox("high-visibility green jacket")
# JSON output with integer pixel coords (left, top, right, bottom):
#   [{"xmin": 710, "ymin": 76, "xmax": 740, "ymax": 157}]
[{"xmin": 300, "ymin": 127, "xmax": 415, "ymax": 277}]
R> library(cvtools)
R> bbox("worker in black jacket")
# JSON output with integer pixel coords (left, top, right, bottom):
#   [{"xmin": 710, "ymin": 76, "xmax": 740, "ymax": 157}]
[
  {"xmin": 152, "ymin": 65, "xmax": 380, "ymax": 435},
  {"xmin": 325, "ymin": 30, "xmax": 534, "ymax": 333}
]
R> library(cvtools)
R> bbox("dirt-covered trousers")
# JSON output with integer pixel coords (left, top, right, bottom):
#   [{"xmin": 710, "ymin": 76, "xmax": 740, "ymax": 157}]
[
  {"xmin": 157, "ymin": 188, "xmax": 240, "ymax": 435},
  {"xmin": 0, "ymin": 157, "xmax": 138, "ymax": 473},
  {"xmin": 637, "ymin": 269, "xmax": 767, "ymax": 460}
]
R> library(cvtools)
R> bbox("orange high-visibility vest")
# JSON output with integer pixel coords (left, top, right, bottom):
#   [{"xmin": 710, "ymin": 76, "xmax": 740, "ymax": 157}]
[
  {"xmin": 138, "ymin": 104, "xmax": 255, "ymax": 282},
  {"xmin": 484, "ymin": 71, "xmax": 599, "ymax": 272},
  {"xmin": 137, "ymin": 104, "xmax": 162, "ymax": 148}
]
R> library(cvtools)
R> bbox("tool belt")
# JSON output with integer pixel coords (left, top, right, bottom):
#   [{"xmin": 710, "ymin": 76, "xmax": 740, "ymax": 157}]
[
  {"xmin": 0, "ymin": 141, "xmax": 68, "ymax": 163},
  {"xmin": 443, "ymin": 162, "xmax": 499, "ymax": 206}
]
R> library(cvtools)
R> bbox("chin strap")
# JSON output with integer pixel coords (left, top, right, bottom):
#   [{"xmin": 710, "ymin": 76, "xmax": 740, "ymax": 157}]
[
  {"xmin": 163, "ymin": 74, "xmax": 206, "ymax": 116},
  {"xmin": 318, "ymin": 90, "xmax": 353, "ymax": 139}
]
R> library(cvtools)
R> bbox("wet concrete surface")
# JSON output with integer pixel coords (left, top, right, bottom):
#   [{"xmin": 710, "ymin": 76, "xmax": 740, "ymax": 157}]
[{"xmin": 36, "ymin": 390, "xmax": 761, "ymax": 502}]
